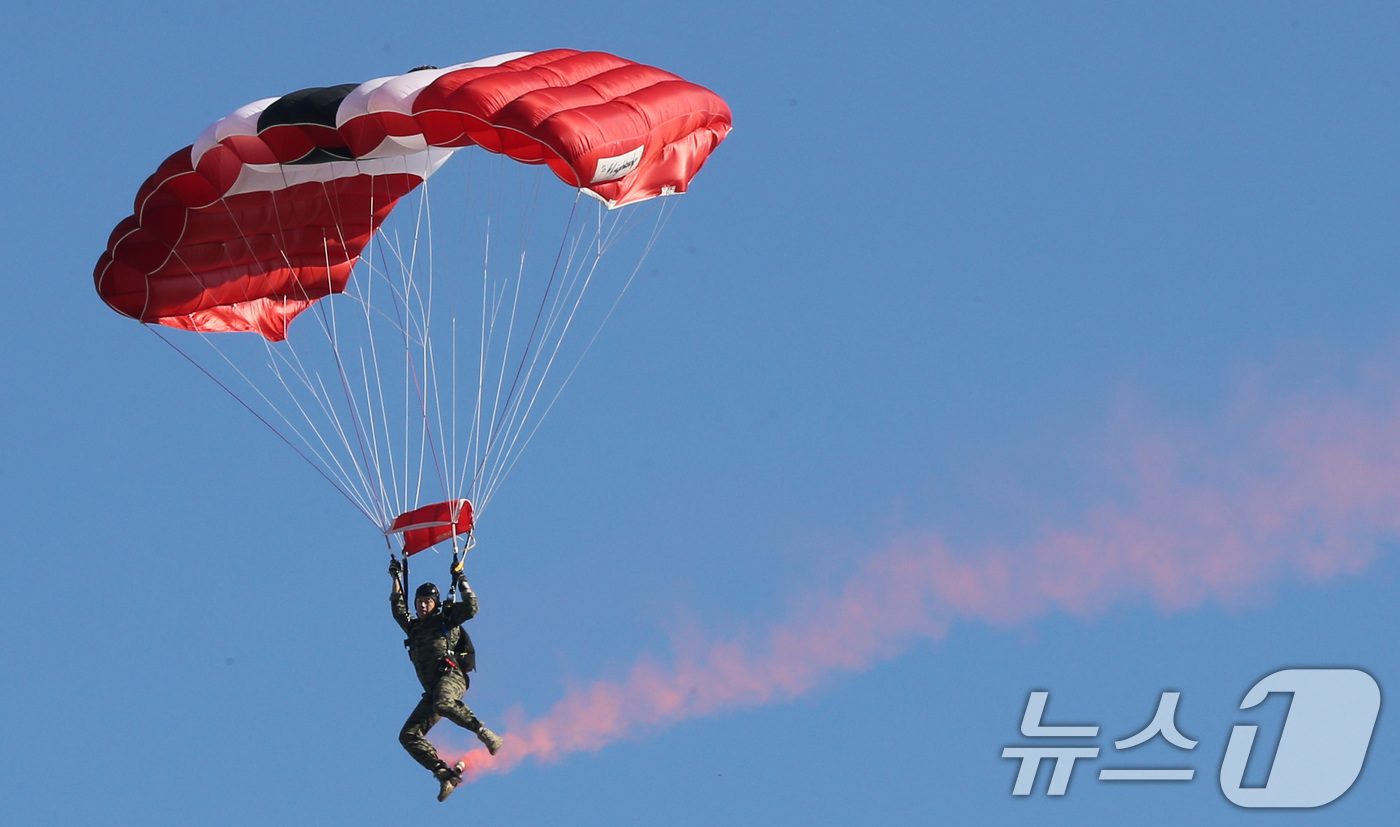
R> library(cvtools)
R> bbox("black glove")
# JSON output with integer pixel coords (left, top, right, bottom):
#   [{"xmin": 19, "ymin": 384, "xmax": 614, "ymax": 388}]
[{"xmin": 388, "ymin": 557, "xmax": 403, "ymax": 579}]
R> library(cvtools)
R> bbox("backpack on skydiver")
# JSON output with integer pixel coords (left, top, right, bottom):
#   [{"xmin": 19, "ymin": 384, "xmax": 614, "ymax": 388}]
[{"xmin": 447, "ymin": 614, "xmax": 476, "ymax": 674}]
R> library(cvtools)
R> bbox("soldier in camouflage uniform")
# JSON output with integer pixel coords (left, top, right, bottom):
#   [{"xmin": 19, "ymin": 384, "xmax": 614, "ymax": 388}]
[{"xmin": 389, "ymin": 558, "xmax": 504, "ymax": 801}]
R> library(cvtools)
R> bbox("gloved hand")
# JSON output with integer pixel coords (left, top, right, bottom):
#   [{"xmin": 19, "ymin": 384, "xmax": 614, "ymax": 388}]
[{"xmin": 388, "ymin": 557, "xmax": 403, "ymax": 579}]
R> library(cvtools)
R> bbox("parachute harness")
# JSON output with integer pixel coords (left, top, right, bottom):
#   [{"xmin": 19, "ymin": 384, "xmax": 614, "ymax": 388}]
[{"xmin": 392, "ymin": 533, "xmax": 474, "ymax": 673}]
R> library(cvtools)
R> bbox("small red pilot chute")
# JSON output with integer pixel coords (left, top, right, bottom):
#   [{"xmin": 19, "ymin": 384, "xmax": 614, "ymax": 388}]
[{"xmin": 389, "ymin": 499, "xmax": 475, "ymax": 556}]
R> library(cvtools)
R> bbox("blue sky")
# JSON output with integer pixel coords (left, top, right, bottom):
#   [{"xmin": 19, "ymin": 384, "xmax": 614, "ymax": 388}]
[{"xmin": 3, "ymin": 2, "xmax": 1399, "ymax": 824}]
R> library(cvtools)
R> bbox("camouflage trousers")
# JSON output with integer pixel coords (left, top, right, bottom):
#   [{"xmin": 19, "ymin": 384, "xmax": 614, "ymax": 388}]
[{"xmin": 399, "ymin": 667, "xmax": 484, "ymax": 773}]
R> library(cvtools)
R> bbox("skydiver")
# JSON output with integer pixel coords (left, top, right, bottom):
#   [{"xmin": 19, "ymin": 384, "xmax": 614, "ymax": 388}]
[{"xmin": 389, "ymin": 556, "xmax": 504, "ymax": 802}]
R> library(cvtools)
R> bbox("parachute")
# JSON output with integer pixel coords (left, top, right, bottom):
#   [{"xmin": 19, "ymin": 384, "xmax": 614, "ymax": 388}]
[{"xmin": 95, "ymin": 50, "xmax": 731, "ymax": 555}]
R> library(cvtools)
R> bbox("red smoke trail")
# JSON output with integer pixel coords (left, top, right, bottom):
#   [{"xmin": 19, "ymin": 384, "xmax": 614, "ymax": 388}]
[{"xmin": 447, "ymin": 354, "xmax": 1400, "ymax": 779}]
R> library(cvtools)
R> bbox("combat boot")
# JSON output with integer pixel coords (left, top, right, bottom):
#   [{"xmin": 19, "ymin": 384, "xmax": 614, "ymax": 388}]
[
  {"xmin": 434, "ymin": 760, "xmax": 465, "ymax": 802},
  {"xmin": 477, "ymin": 726, "xmax": 504, "ymax": 755}
]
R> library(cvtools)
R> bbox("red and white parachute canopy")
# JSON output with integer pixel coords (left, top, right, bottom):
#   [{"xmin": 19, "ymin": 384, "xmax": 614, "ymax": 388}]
[{"xmin": 95, "ymin": 50, "xmax": 731, "ymax": 554}]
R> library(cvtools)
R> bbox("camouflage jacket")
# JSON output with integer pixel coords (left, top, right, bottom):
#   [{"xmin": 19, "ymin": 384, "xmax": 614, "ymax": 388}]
[{"xmin": 391, "ymin": 590, "xmax": 478, "ymax": 687}]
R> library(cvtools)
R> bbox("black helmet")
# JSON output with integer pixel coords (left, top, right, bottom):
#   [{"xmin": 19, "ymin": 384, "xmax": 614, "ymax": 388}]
[{"xmin": 414, "ymin": 582, "xmax": 440, "ymax": 604}]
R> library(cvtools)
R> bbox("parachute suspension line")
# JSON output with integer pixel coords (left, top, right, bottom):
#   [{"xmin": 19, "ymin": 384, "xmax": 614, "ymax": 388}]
[
  {"xmin": 451, "ymin": 316, "xmax": 459, "ymax": 507},
  {"xmin": 471, "ymin": 160, "xmax": 533, "ymax": 508},
  {"xmin": 259, "ymin": 337, "xmax": 381, "ymax": 517},
  {"xmin": 395, "ymin": 163, "xmax": 434, "ymax": 516},
  {"xmin": 469, "ymin": 191, "xmax": 585, "ymax": 503},
  {"xmin": 357, "ymin": 231, "xmax": 406, "ymax": 525},
  {"xmin": 495, "ymin": 198, "xmax": 608, "ymax": 434},
  {"xmin": 307, "ymin": 155, "xmax": 438, "ymax": 530},
  {"xmin": 332, "ymin": 173, "xmax": 406, "ymax": 528},
  {"xmin": 465, "ymin": 172, "xmax": 532, "ymax": 509},
  {"xmin": 347, "ymin": 237, "xmax": 395, "ymax": 525},
  {"xmin": 476, "ymin": 193, "xmax": 630, "ymax": 508},
  {"xmin": 380, "ymin": 196, "xmax": 422, "ymax": 520},
  {"xmin": 470, "ymin": 200, "xmax": 540, "ymax": 509},
  {"xmin": 222, "ymin": 169, "xmax": 391, "ymax": 529},
  {"xmin": 241, "ymin": 243, "xmax": 383, "ymax": 518},
  {"xmin": 447, "ymin": 150, "xmax": 494, "ymax": 509},
  {"xmin": 359, "ymin": 200, "xmax": 413, "ymax": 524},
  {"xmin": 475, "ymin": 197, "xmax": 596, "ymax": 503},
  {"xmin": 463, "ymin": 151, "xmax": 493, "ymax": 509},
  {"xmin": 148, "ymin": 325, "xmax": 380, "ymax": 526},
  {"xmin": 469, "ymin": 212, "xmax": 494, "ymax": 510},
  {"xmin": 387, "ymin": 168, "xmax": 451, "ymax": 519},
  {"xmin": 478, "ymin": 196, "xmax": 675, "ymax": 507},
  {"xmin": 350, "ymin": 263, "xmax": 397, "ymax": 527},
  {"xmin": 313, "ymin": 287, "xmax": 389, "ymax": 525},
  {"xmin": 276, "ymin": 332, "xmax": 389, "ymax": 521},
  {"xmin": 377, "ymin": 220, "xmax": 435, "ymax": 520},
  {"xmin": 500, "ymin": 196, "xmax": 672, "ymax": 501},
  {"xmin": 399, "ymin": 186, "xmax": 431, "ymax": 513},
  {"xmin": 258, "ymin": 301, "xmax": 387, "ymax": 524},
  {"xmin": 365, "ymin": 222, "xmax": 418, "ymax": 524},
  {"xmin": 341, "ymin": 166, "xmax": 433, "ymax": 529},
  {"xmin": 445, "ymin": 151, "xmax": 473, "ymax": 503},
  {"xmin": 310, "ymin": 179, "xmax": 392, "ymax": 528},
  {"xmin": 334, "ymin": 159, "xmax": 401, "ymax": 528},
  {"xmin": 338, "ymin": 153, "xmax": 457, "ymax": 530},
  {"xmin": 414, "ymin": 165, "xmax": 454, "ymax": 509},
  {"xmin": 476, "ymin": 220, "xmax": 527, "ymax": 507},
  {"xmin": 174, "ymin": 195, "xmax": 382, "ymax": 523}
]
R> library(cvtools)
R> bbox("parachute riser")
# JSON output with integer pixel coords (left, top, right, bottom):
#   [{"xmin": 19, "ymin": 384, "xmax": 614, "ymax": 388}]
[
  {"xmin": 391, "ymin": 533, "xmax": 471, "ymax": 606},
  {"xmin": 387, "ymin": 534, "xmax": 409, "ymax": 607},
  {"xmin": 448, "ymin": 532, "xmax": 474, "ymax": 602}
]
